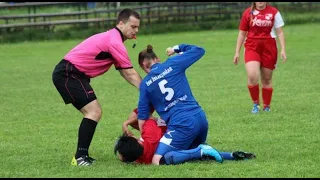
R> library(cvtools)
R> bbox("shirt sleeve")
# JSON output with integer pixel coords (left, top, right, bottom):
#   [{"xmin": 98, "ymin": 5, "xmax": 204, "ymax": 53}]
[
  {"xmin": 168, "ymin": 44, "xmax": 205, "ymax": 71},
  {"xmin": 274, "ymin": 11, "xmax": 284, "ymax": 28},
  {"xmin": 109, "ymin": 43, "xmax": 133, "ymax": 70},
  {"xmin": 239, "ymin": 9, "xmax": 250, "ymax": 31},
  {"xmin": 138, "ymin": 83, "xmax": 152, "ymax": 120},
  {"xmin": 133, "ymin": 105, "xmax": 154, "ymax": 115}
]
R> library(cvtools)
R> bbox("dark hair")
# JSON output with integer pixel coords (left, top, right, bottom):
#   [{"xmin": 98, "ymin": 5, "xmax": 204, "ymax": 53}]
[
  {"xmin": 114, "ymin": 134, "xmax": 143, "ymax": 163},
  {"xmin": 117, "ymin": 8, "xmax": 140, "ymax": 24},
  {"xmin": 138, "ymin": 45, "xmax": 158, "ymax": 68}
]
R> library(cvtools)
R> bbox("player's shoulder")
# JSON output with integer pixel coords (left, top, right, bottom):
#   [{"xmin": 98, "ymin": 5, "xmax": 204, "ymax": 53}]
[
  {"xmin": 166, "ymin": 55, "xmax": 182, "ymax": 65},
  {"xmin": 145, "ymin": 119, "xmax": 157, "ymax": 126},
  {"xmin": 140, "ymin": 77, "xmax": 150, "ymax": 88},
  {"xmin": 142, "ymin": 74, "xmax": 151, "ymax": 82},
  {"xmin": 91, "ymin": 29, "xmax": 110, "ymax": 38},
  {"xmin": 87, "ymin": 30, "xmax": 114, "ymax": 44},
  {"xmin": 142, "ymin": 119, "xmax": 158, "ymax": 134},
  {"xmin": 266, "ymin": 5, "xmax": 279, "ymax": 14},
  {"xmin": 106, "ymin": 28, "xmax": 124, "ymax": 44},
  {"xmin": 243, "ymin": 7, "xmax": 252, "ymax": 15}
]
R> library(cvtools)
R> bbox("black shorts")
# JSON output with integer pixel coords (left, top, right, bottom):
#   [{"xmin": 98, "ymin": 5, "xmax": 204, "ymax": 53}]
[{"xmin": 52, "ymin": 59, "xmax": 97, "ymax": 110}]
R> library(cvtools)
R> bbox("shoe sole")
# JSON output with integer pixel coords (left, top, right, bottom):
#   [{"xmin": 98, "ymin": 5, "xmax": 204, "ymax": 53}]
[
  {"xmin": 200, "ymin": 145, "xmax": 224, "ymax": 163},
  {"xmin": 234, "ymin": 152, "xmax": 256, "ymax": 160}
]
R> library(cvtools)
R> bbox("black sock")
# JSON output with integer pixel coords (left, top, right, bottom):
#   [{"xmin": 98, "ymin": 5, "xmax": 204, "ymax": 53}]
[
  {"xmin": 159, "ymin": 157, "xmax": 167, "ymax": 165},
  {"xmin": 75, "ymin": 118, "xmax": 98, "ymax": 159}
]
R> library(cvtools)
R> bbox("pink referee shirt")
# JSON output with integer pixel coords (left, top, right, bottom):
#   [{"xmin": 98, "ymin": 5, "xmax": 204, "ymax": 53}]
[{"xmin": 64, "ymin": 28, "xmax": 133, "ymax": 78}]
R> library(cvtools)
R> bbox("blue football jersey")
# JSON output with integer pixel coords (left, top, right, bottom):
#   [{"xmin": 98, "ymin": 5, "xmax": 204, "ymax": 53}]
[{"xmin": 138, "ymin": 44, "xmax": 205, "ymax": 124}]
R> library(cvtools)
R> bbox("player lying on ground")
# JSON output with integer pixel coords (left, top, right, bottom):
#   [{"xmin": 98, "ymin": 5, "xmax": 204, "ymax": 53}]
[{"xmin": 114, "ymin": 108, "xmax": 256, "ymax": 165}]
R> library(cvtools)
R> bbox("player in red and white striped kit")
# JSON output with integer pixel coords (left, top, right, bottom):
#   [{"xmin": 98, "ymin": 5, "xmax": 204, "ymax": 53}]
[{"xmin": 233, "ymin": 2, "xmax": 287, "ymax": 113}]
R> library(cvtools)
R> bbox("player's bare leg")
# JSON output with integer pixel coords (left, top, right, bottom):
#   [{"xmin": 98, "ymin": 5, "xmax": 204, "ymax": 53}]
[
  {"xmin": 152, "ymin": 154, "xmax": 163, "ymax": 165},
  {"xmin": 80, "ymin": 99, "xmax": 102, "ymax": 122},
  {"xmin": 245, "ymin": 61, "xmax": 261, "ymax": 114}
]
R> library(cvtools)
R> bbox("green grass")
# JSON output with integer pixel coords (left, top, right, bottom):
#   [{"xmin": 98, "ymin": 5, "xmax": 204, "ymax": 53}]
[{"xmin": 0, "ymin": 23, "xmax": 319, "ymax": 178}]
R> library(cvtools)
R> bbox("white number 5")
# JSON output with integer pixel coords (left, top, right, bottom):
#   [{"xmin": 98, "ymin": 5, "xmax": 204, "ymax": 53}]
[{"xmin": 158, "ymin": 79, "xmax": 174, "ymax": 101}]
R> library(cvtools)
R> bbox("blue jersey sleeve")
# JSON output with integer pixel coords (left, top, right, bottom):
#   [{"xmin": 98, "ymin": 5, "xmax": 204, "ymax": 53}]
[
  {"xmin": 169, "ymin": 44, "xmax": 205, "ymax": 70},
  {"xmin": 137, "ymin": 83, "xmax": 151, "ymax": 120}
]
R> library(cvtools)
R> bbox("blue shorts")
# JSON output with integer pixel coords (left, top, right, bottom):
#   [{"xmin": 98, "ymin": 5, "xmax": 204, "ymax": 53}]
[{"xmin": 155, "ymin": 110, "xmax": 208, "ymax": 156}]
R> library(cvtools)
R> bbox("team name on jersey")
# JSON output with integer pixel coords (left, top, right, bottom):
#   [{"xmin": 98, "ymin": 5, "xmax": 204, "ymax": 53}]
[
  {"xmin": 252, "ymin": 16, "xmax": 272, "ymax": 27},
  {"xmin": 146, "ymin": 67, "xmax": 173, "ymax": 86},
  {"xmin": 164, "ymin": 94, "xmax": 188, "ymax": 111}
]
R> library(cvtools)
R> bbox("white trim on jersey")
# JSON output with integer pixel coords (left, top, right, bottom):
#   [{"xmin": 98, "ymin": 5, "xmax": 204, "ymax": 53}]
[
  {"xmin": 270, "ymin": 11, "xmax": 285, "ymax": 38},
  {"xmin": 159, "ymin": 136, "xmax": 173, "ymax": 145},
  {"xmin": 274, "ymin": 11, "xmax": 285, "ymax": 28}
]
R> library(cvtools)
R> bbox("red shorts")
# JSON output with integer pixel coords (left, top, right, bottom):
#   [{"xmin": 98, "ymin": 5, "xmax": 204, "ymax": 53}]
[{"xmin": 244, "ymin": 38, "xmax": 278, "ymax": 70}]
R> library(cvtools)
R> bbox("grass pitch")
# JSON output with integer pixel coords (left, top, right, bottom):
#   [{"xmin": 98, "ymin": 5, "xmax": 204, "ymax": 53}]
[{"xmin": 0, "ymin": 23, "xmax": 319, "ymax": 178}]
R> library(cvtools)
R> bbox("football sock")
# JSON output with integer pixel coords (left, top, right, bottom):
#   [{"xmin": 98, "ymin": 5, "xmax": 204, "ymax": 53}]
[
  {"xmin": 75, "ymin": 118, "xmax": 97, "ymax": 159},
  {"xmin": 163, "ymin": 147, "xmax": 202, "ymax": 165},
  {"xmin": 219, "ymin": 152, "xmax": 235, "ymax": 160},
  {"xmin": 262, "ymin": 87, "xmax": 273, "ymax": 109},
  {"xmin": 248, "ymin": 84, "xmax": 260, "ymax": 104}
]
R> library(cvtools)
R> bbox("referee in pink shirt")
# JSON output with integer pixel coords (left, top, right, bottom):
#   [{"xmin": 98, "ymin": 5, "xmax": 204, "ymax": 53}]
[{"xmin": 52, "ymin": 8, "xmax": 142, "ymax": 166}]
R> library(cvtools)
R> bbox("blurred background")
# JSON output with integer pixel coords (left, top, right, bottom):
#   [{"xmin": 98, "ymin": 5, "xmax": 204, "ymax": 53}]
[{"xmin": 0, "ymin": 2, "xmax": 319, "ymax": 43}]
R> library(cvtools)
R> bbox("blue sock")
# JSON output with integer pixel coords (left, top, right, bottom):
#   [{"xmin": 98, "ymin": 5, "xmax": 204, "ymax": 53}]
[
  {"xmin": 164, "ymin": 147, "xmax": 202, "ymax": 165},
  {"xmin": 219, "ymin": 152, "xmax": 235, "ymax": 160}
]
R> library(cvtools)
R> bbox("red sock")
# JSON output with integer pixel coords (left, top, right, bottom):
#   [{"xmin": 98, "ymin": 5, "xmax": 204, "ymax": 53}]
[
  {"xmin": 262, "ymin": 87, "xmax": 273, "ymax": 109},
  {"xmin": 248, "ymin": 84, "xmax": 260, "ymax": 104}
]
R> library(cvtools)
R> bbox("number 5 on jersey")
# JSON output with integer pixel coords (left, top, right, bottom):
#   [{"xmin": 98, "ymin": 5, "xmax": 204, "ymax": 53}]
[{"xmin": 158, "ymin": 79, "xmax": 174, "ymax": 101}]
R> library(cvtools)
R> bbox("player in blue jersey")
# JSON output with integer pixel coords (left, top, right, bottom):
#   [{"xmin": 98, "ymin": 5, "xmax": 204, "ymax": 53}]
[{"xmin": 137, "ymin": 44, "xmax": 221, "ymax": 165}]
